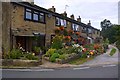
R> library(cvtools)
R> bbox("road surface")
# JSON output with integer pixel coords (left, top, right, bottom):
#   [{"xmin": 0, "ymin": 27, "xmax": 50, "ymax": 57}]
[{"xmin": 1, "ymin": 64, "xmax": 118, "ymax": 78}]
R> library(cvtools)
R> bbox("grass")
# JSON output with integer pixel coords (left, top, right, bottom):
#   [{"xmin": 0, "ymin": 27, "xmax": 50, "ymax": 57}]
[
  {"xmin": 69, "ymin": 56, "xmax": 95, "ymax": 65},
  {"xmin": 109, "ymin": 48, "xmax": 116, "ymax": 56}
]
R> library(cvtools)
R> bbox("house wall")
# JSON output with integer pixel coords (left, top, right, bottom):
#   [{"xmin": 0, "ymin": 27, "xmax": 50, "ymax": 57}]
[
  {"xmin": 92, "ymin": 30, "xmax": 100, "ymax": 39},
  {"xmin": 45, "ymin": 14, "xmax": 55, "ymax": 47},
  {"xmin": 0, "ymin": 1, "xmax": 2, "ymax": 58},
  {"xmin": 2, "ymin": 2, "xmax": 11, "ymax": 55},
  {"xmin": 1, "ymin": 2, "xmax": 102, "ymax": 55},
  {"xmin": 11, "ymin": 4, "xmax": 46, "ymax": 35}
]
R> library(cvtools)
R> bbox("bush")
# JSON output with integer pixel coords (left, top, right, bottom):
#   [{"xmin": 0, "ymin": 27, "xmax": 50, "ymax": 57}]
[
  {"xmin": 59, "ymin": 54, "xmax": 66, "ymax": 60},
  {"xmin": 55, "ymin": 49, "xmax": 63, "ymax": 55},
  {"xmin": 81, "ymin": 51, "xmax": 89, "ymax": 58},
  {"xmin": 50, "ymin": 53, "xmax": 59, "ymax": 62},
  {"xmin": 116, "ymin": 41, "xmax": 120, "ymax": 50},
  {"xmin": 7, "ymin": 48, "xmax": 22, "ymax": 59},
  {"xmin": 84, "ymin": 44, "xmax": 94, "ymax": 50},
  {"xmin": 51, "ymin": 35, "xmax": 63, "ymax": 49},
  {"xmin": 25, "ymin": 53, "xmax": 39, "ymax": 60},
  {"xmin": 45, "ymin": 48, "xmax": 56, "ymax": 57},
  {"xmin": 109, "ymin": 48, "xmax": 116, "ymax": 56},
  {"xmin": 33, "ymin": 46, "xmax": 41, "ymax": 53}
]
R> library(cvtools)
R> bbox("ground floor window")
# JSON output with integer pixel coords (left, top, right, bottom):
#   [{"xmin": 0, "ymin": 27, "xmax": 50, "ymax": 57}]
[{"xmin": 15, "ymin": 35, "xmax": 45, "ymax": 53}]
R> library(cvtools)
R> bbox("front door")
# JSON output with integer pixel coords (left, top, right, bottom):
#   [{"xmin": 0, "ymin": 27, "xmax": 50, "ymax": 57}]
[{"xmin": 16, "ymin": 36, "xmax": 26, "ymax": 51}]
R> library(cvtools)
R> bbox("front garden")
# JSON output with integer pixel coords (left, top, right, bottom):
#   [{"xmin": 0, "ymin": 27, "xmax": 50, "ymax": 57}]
[
  {"xmin": 44, "ymin": 26, "xmax": 107, "ymax": 64},
  {"xmin": 2, "ymin": 26, "xmax": 109, "ymax": 67},
  {"xmin": 2, "ymin": 45, "xmax": 42, "ymax": 67}
]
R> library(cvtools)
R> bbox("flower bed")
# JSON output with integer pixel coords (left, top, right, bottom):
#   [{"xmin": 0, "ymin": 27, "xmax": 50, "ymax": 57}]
[{"xmin": 44, "ymin": 26, "xmax": 105, "ymax": 64}]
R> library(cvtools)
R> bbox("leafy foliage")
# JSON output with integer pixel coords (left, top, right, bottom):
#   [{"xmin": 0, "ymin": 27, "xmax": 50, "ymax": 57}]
[
  {"xmin": 45, "ymin": 48, "xmax": 56, "ymax": 57},
  {"xmin": 109, "ymin": 48, "xmax": 116, "ymax": 56},
  {"xmin": 50, "ymin": 53, "xmax": 60, "ymax": 62},
  {"xmin": 25, "ymin": 53, "xmax": 39, "ymax": 60},
  {"xmin": 51, "ymin": 35, "xmax": 63, "ymax": 49},
  {"xmin": 7, "ymin": 48, "xmax": 23, "ymax": 59}
]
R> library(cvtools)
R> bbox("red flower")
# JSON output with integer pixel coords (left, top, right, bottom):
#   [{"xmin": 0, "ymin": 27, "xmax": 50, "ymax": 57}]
[
  {"xmin": 76, "ymin": 32, "xmax": 80, "ymax": 35},
  {"xmin": 68, "ymin": 30, "xmax": 74, "ymax": 34},
  {"xmin": 60, "ymin": 26, "xmax": 64, "ymax": 30},
  {"xmin": 64, "ymin": 36, "xmax": 71, "ymax": 41},
  {"xmin": 54, "ymin": 27, "xmax": 60, "ymax": 34}
]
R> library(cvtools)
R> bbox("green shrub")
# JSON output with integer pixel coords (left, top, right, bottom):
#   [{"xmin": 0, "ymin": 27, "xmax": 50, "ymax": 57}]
[
  {"xmin": 59, "ymin": 54, "xmax": 66, "ymax": 60},
  {"xmin": 67, "ymin": 47, "xmax": 82, "ymax": 54},
  {"xmin": 84, "ymin": 44, "xmax": 94, "ymax": 50},
  {"xmin": 51, "ymin": 35, "xmax": 63, "ymax": 49},
  {"xmin": 55, "ymin": 49, "xmax": 63, "ymax": 55},
  {"xmin": 25, "ymin": 53, "xmax": 39, "ymax": 60},
  {"xmin": 50, "ymin": 53, "xmax": 59, "ymax": 62},
  {"xmin": 45, "ymin": 48, "xmax": 56, "ymax": 57},
  {"xmin": 7, "ymin": 48, "xmax": 22, "ymax": 59},
  {"xmin": 81, "ymin": 51, "xmax": 89, "ymax": 58},
  {"xmin": 33, "ymin": 46, "xmax": 41, "ymax": 53},
  {"xmin": 110, "ymin": 48, "xmax": 116, "ymax": 56},
  {"xmin": 116, "ymin": 41, "xmax": 120, "ymax": 50}
]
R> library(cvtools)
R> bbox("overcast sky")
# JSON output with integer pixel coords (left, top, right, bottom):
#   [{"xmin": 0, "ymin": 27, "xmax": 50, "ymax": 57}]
[{"xmin": 34, "ymin": 0, "xmax": 119, "ymax": 30}]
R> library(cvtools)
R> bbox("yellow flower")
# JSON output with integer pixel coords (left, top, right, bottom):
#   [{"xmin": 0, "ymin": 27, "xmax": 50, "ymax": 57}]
[
  {"xmin": 90, "ymin": 52, "xmax": 94, "ymax": 55},
  {"xmin": 32, "ymin": 53, "xmax": 35, "ymax": 56}
]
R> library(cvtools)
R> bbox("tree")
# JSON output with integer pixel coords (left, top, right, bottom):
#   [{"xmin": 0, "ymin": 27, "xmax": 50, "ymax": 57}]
[
  {"xmin": 101, "ymin": 19, "xmax": 112, "ymax": 30},
  {"xmin": 100, "ymin": 19, "xmax": 112, "ymax": 40},
  {"xmin": 113, "ymin": 25, "xmax": 120, "ymax": 50}
]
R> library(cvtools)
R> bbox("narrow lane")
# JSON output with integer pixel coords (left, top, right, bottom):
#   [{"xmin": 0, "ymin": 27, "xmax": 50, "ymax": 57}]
[{"xmin": 2, "ymin": 65, "xmax": 118, "ymax": 78}]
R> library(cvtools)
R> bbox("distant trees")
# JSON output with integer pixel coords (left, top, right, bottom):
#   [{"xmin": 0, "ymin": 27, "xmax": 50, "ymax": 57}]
[
  {"xmin": 101, "ymin": 19, "xmax": 112, "ymax": 30},
  {"xmin": 100, "ymin": 19, "xmax": 120, "ymax": 50},
  {"xmin": 100, "ymin": 19, "xmax": 112, "ymax": 40}
]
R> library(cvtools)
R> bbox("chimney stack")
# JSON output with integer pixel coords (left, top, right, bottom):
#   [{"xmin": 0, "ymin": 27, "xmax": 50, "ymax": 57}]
[
  {"xmin": 77, "ymin": 16, "xmax": 81, "ymax": 22},
  {"xmin": 48, "ymin": 6, "xmax": 56, "ymax": 12},
  {"xmin": 70, "ymin": 14, "xmax": 74, "ymax": 20},
  {"xmin": 88, "ymin": 20, "xmax": 91, "ymax": 26},
  {"xmin": 61, "ymin": 11, "xmax": 67, "ymax": 17}
]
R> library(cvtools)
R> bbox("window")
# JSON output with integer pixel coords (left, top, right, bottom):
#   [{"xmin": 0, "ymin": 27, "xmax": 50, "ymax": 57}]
[
  {"xmin": 88, "ymin": 28, "xmax": 92, "ymax": 33},
  {"xmin": 25, "ymin": 9, "xmax": 32, "ymax": 20},
  {"xmin": 56, "ymin": 17, "xmax": 60, "ymax": 26},
  {"xmin": 55, "ymin": 17, "xmax": 66, "ymax": 27},
  {"xmin": 33, "ymin": 11, "xmax": 39, "ymax": 21},
  {"xmin": 39, "ymin": 13, "xmax": 45, "ymax": 23},
  {"xmin": 72, "ymin": 24, "xmax": 79, "ymax": 31},
  {"xmin": 25, "ymin": 8, "xmax": 45, "ymax": 23}
]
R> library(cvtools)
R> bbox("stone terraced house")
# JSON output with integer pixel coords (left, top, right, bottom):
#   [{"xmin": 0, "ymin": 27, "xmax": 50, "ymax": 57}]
[{"xmin": 0, "ymin": 1, "xmax": 102, "ymax": 56}]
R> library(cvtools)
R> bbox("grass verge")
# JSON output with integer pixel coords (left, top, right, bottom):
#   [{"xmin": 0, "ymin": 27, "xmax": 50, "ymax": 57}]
[
  {"xmin": 69, "ymin": 56, "xmax": 95, "ymax": 65},
  {"xmin": 109, "ymin": 48, "xmax": 116, "ymax": 56}
]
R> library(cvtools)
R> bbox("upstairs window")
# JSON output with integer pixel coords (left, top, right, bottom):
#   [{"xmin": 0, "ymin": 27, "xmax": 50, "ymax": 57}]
[
  {"xmin": 25, "ymin": 8, "xmax": 45, "ymax": 23},
  {"xmin": 72, "ymin": 24, "xmax": 79, "ymax": 31},
  {"xmin": 39, "ymin": 13, "xmax": 45, "ymax": 23},
  {"xmin": 33, "ymin": 11, "xmax": 39, "ymax": 21},
  {"xmin": 25, "ymin": 9, "xmax": 32, "ymax": 20},
  {"xmin": 56, "ymin": 17, "xmax": 61, "ymax": 26},
  {"xmin": 88, "ymin": 28, "xmax": 92, "ymax": 33},
  {"xmin": 55, "ymin": 17, "xmax": 66, "ymax": 27}
]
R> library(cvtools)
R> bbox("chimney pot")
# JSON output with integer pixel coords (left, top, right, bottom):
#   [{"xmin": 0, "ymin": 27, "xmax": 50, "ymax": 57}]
[
  {"xmin": 77, "ymin": 16, "xmax": 81, "ymax": 22},
  {"xmin": 48, "ymin": 6, "xmax": 56, "ymax": 12},
  {"xmin": 70, "ymin": 14, "xmax": 74, "ymax": 19}
]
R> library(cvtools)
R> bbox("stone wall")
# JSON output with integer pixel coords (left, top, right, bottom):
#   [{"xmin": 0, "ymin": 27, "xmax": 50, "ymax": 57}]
[
  {"xmin": 45, "ymin": 14, "xmax": 55, "ymax": 47},
  {"xmin": 0, "ymin": 1, "xmax": 2, "ymax": 62},
  {"xmin": 2, "ymin": 2, "xmax": 11, "ymax": 55},
  {"xmin": 11, "ymin": 4, "xmax": 46, "ymax": 35}
]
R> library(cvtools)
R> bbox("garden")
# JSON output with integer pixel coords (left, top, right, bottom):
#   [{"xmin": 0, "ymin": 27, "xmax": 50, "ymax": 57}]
[
  {"xmin": 44, "ymin": 26, "xmax": 107, "ymax": 64},
  {"xmin": 2, "ymin": 43, "xmax": 42, "ymax": 67}
]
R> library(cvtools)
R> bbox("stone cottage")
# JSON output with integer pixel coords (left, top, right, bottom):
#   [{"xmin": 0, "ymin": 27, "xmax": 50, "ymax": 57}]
[{"xmin": 0, "ymin": 1, "xmax": 102, "ymax": 57}]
